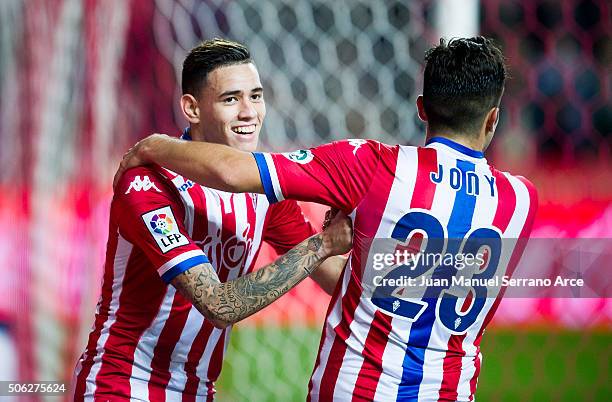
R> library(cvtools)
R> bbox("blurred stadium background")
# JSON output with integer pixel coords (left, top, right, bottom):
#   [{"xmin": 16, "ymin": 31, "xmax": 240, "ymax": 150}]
[{"xmin": 0, "ymin": 0, "xmax": 610, "ymax": 401}]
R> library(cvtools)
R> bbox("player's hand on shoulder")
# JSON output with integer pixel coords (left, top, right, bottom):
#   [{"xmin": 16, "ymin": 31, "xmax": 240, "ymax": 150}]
[
  {"xmin": 113, "ymin": 133, "xmax": 172, "ymax": 189},
  {"xmin": 320, "ymin": 208, "xmax": 353, "ymax": 256}
]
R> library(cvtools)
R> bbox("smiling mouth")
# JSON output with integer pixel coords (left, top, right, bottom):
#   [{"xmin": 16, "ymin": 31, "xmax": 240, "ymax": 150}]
[{"xmin": 232, "ymin": 125, "xmax": 256, "ymax": 135}]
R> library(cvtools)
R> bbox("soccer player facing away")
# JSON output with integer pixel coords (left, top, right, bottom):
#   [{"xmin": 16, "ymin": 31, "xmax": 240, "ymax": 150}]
[
  {"xmin": 72, "ymin": 39, "xmax": 350, "ymax": 401},
  {"xmin": 117, "ymin": 37, "xmax": 538, "ymax": 401}
]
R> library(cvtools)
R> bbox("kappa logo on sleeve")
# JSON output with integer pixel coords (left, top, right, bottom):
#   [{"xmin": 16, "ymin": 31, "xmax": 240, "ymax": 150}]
[
  {"xmin": 282, "ymin": 149, "xmax": 314, "ymax": 164},
  {"xmin": 125, "ymin": 175, "xmax": 162, "ymax": 194},
  {"xmin": 141, "ymin": 206, "xmax": 189, "ymax": 253}
]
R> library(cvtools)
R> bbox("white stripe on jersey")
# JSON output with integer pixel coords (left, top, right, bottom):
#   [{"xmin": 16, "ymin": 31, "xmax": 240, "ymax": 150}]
[
  {"xmin": 263, "ymin": 153, "xmax": 285, "ymax": 202},
  {"xmin": 164, "ymin": 387, "xmax": 184, "ymax": 402},
  {"xmin": 334, "ymin": 301, "xmax": 378, "ymax": 399},
  {"xmin": 504, "ymin": 174, "xmax": 532, "ymax": 237},
  {"xmin": 195, "ymin": 328, "xmax": 224, "ymax": 396},
  {"xmin": 226, "ymin": 194, "xmax": 247, "ymax": 281},
  {"xmin": 130, "ymin": 286, "xmax": 177, "ymax": 399},
  {"xmin": 157, "ymin": 250, "xmax": 207, "ymax": 277},
  {"xmin": 165, "ymin": 306, "xmax": 205, "ymax": 396},
  {"xmin": 219, "ymin": 192, "xmax": 233, "ymax": 214},
  {"xmin": 170, "ymin": 172, "xmax": 195, "ymax": 234},
  {"xmin": 203, "ymin": 187, "xmax": 223, "ymax": 254},
  {"xmin": 83, "ymin": 234, "xmax": 132, "ymax": 398},
  {"xmin": 470, "ymin": 163, "xmax": 500, "ymax": 229},
  {"xmin": 239, "ymin": 194, "xmax": 268, "ymax": 277}
]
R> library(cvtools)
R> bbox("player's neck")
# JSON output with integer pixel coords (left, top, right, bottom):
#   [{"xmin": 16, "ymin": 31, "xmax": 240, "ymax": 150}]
[
  {"xmin": 425, "ymin": 130, "xmax": 485, "ymax": 152},
  {"xmin": 186, "ymin": 125, "xmax": 201, "ymax": 142}
]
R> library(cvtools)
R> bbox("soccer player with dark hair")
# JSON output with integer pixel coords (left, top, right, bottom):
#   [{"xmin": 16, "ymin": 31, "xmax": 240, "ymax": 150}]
[
  {"xmin": 117, "ymin": 37, "xmax": 538, "ymax": 401},
  {"xmin": 72, "ymin": 38, "xmax": 350, "ymax": 401}
]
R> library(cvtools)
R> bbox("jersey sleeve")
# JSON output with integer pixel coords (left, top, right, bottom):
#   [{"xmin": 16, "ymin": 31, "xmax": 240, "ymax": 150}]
[
  {"xmin": 252, "ymin": 139, "xmax": 382, "ymax": 213},
  {"xmin": 516, "ymin": 175, "xmax": 539, "ymax": 237},
  {"xmin": 262, "ymin": 200, "xmax": 316, "ymax": 255},
  {"xmin": 112, "ymin": 166, "xmax": 209, "ymax": 283}
]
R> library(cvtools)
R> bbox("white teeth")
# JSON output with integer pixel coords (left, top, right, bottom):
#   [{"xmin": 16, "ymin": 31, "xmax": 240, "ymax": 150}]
[{"xmin": 233, "ymin": 125, "xmax": 255, "ymax": 134}]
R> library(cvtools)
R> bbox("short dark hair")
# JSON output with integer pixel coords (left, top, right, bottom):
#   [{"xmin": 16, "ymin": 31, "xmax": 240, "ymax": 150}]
[
  {"xmin": 422, "ymin": 36, "xmax": 507, "ymax": 134},
  {"xmin": 182, "ymin": 38, "xmax": 252, "ymax": 95}
]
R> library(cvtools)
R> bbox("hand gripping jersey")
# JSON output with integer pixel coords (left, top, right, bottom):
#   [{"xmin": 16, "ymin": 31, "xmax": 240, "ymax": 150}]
[
  {"xmin": 72, "ymin": 164, "xmax": 314, "ymax": 401},
  {"xmin": 253, "ymin": 137, "xmax": 537, "ymax": 402}
]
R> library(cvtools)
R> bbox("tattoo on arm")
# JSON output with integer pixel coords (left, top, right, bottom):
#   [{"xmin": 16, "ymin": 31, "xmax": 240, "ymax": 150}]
[{"xmin": 172, "ymin": 233, "xmax": 327, "ymax": 326}]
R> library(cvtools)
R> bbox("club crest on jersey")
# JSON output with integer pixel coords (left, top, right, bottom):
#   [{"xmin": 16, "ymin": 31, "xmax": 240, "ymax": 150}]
[
  {"xmin": 125, "ymin": 175, "xmax": 162, "ymax": 194},
  {"xmin": 142, "ymin": 206, "xmax": 189, "ymax": 253},
  {"xmin": 283, "ymin": 149, "xmax": 314, "ymax": 164}
]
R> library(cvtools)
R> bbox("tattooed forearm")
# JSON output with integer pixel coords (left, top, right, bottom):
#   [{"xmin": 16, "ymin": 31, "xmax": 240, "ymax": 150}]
[
  {"xmin": 307, "ymin": 235, "xmax": 323, "ymax": 253},
  {"xmin": 172, "ymin": 233, "xmax": 328, "ymax": 327}
]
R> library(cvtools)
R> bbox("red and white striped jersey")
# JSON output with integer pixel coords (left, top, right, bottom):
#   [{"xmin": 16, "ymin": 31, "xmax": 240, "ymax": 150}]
[
  {"xmin": 73, "ymin": 160, "xmax": 314, "ymax": 400},
  {"xmin": 253, "ymin": 137, "xmax": 538, "ymax": 402}
]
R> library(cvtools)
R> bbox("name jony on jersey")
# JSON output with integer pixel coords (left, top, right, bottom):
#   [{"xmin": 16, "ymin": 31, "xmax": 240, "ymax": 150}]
[{"xmin": 430, "ymin": 163, "xmax": 496, "ymax": 197}]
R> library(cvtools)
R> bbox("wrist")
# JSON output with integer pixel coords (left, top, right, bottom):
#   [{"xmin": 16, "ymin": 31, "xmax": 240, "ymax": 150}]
[
  {"xmin": 317, "ymin": 233, "xmax": 333, "ymax": 259},
  {"xmin": 137, "ymin": 141, "xmax": 154, "ymax": 164},
  {"xmin": 139, "ymin": 135, "xmax": 167, "ymax": 164},
  {"xmin": 308, "ymin": 234, "xmax": 330, "ymax": 260}
]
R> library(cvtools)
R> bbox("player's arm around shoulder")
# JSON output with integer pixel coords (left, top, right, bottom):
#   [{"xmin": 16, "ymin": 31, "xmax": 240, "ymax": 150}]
[
  {"xmin": 171, "ymin": 211, "xmax": 353, "ymax": 328},
  {"xmin": 114, "ymin": 133, "xmax": 262, "ymax": 193}
]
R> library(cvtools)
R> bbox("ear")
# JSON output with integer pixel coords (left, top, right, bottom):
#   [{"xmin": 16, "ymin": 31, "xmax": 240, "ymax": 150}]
[
  {"xmin": 485, "ymin": 107, "xmax": 500, "ymax": 134},
  {"xmin": 416, "ymin": 95, "xmax": 428, "ymax": 122},
  {"xmin": 181, "ymin": 94, "xmax": 200, "ymax": 124}
]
